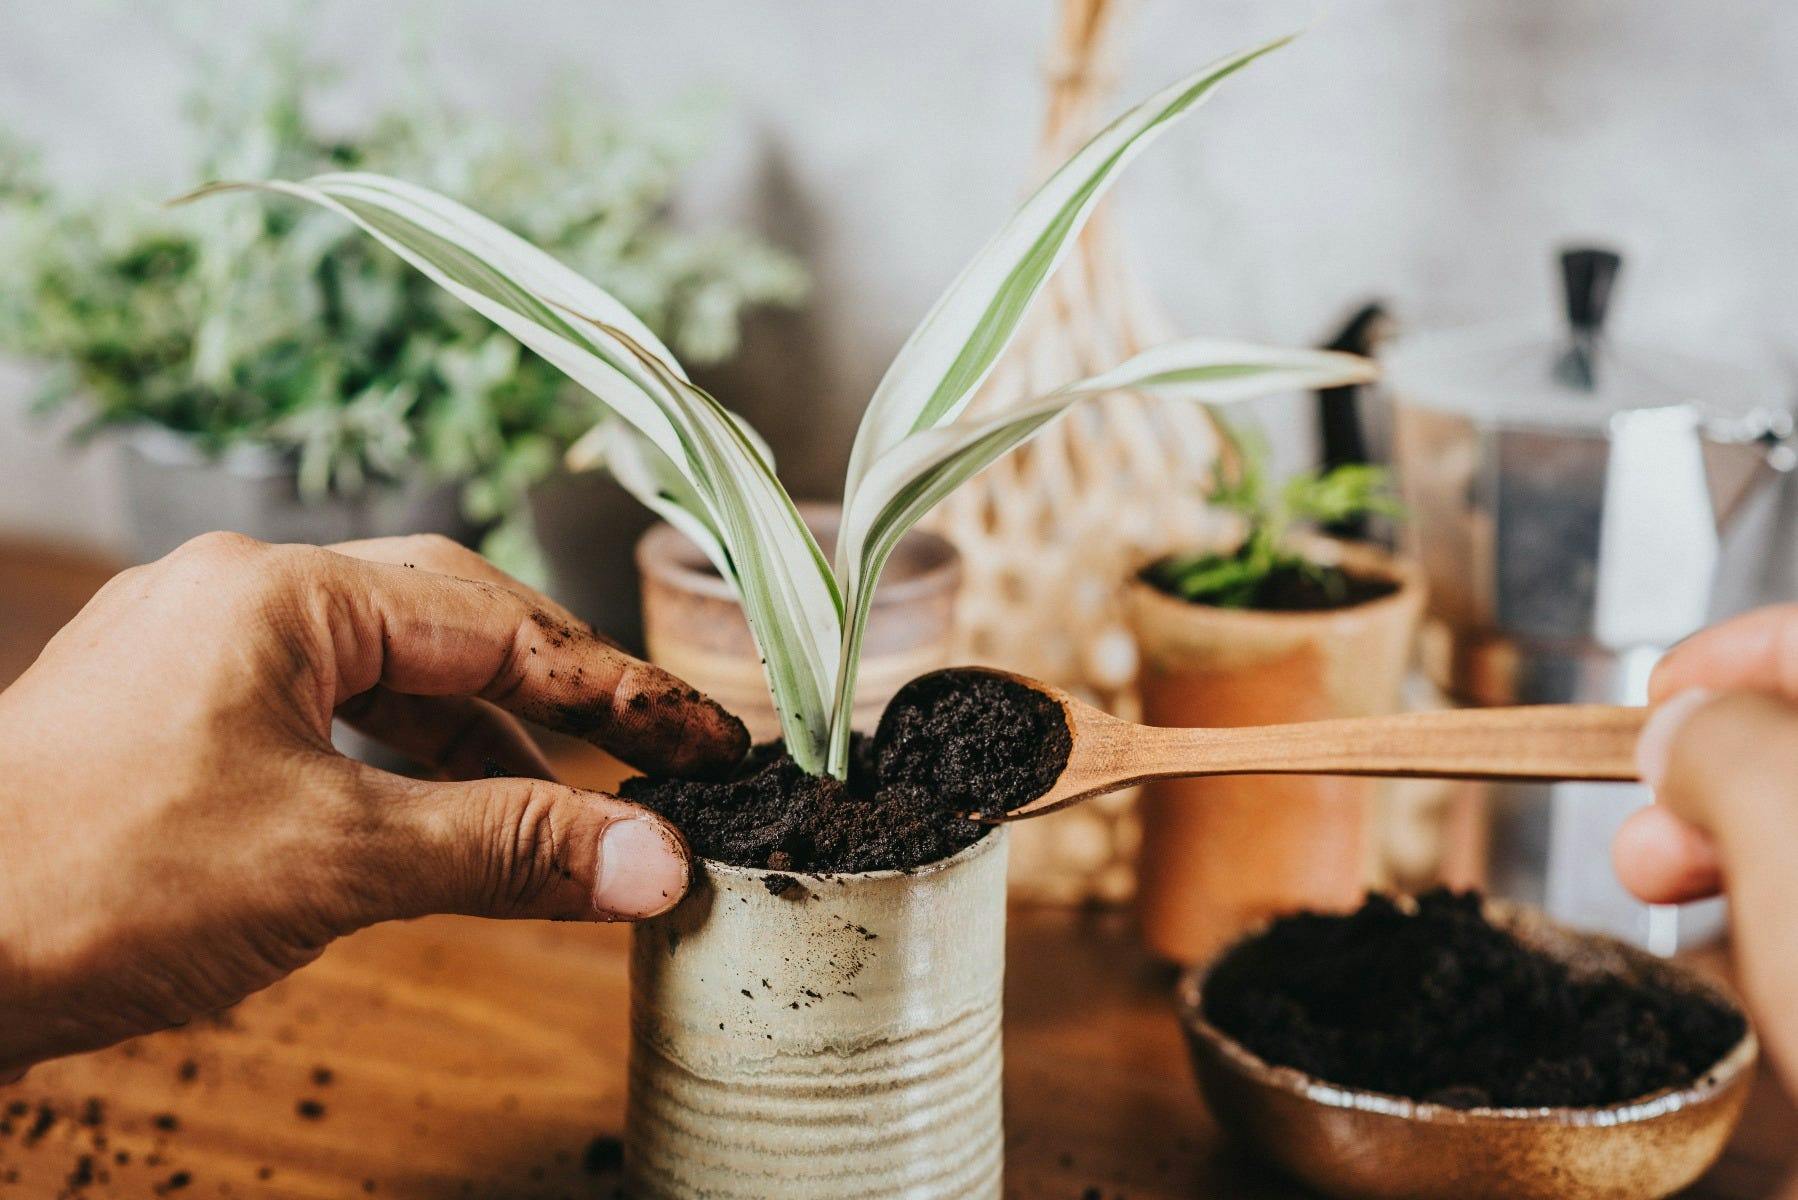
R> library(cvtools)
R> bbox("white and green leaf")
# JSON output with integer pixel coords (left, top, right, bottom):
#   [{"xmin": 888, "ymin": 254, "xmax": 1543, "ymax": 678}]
[
  {"xmin": 178, "ymin": 173, "xmax": 844, "ymax": 772},
  {"xmin": 839, "ymin": 34, "xmax": 1295, "ymax": 551},
  {"xmin": 827, "ymin": 339, "xmax": 1374, "ymax": 773}
]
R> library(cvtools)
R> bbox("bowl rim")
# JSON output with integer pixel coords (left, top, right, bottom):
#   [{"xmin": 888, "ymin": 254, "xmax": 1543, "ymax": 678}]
[{"xmin": 1177, "ymin": 901, "xmax": 1759, "ymax": 1129}]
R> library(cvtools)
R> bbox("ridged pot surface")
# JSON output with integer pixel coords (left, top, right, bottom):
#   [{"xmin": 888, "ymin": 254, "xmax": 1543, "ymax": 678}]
[{"xmin": 625, "ymin": 829, "xmax": 1008, "ymax": 1199}]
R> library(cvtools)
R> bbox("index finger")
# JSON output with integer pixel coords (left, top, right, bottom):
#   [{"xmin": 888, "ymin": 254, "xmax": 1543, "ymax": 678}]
[
  {"xmin": 300, "ymin": 545, "xmax": 748, "ymax": 778},
  {"xmin": 1650, "ymin": 604, "xmax": 1798, "ymax": 703}
]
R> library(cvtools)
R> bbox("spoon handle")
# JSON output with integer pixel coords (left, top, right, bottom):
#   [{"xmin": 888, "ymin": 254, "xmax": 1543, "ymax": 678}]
[{"xmin": 1132, "ymin": 704, "xmax": 1647, "ymax": 784}]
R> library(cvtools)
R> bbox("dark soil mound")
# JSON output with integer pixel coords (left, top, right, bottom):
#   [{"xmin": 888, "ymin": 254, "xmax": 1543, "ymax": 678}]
[
  {"xmin": 873, "ymin": 669, "xmax": 1071, "ymax": 818},
  {"xmin": 1143, "ymin": 557, "xmax": 1398, "ymax": 612},
  {"xmin": 622, "ymin": 736, "xmax": 987, "ymax": 874},
  {"xmin": 623, "ymin": 669, "xmax": 1070, "ymax": 873},
  {"xmin": 1201, "ymin": 890, "xmax": 1747, "ymax": 1109}
]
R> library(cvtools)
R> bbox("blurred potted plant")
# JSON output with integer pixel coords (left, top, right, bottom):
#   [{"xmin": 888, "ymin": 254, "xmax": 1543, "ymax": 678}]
[
  {"xmin": 1125, "ymin": 428, "xmax": 1424, "ymax": 965},
  {"xmin": 0, "ymin": 44, "xmax": 804, "ymax": 580}
]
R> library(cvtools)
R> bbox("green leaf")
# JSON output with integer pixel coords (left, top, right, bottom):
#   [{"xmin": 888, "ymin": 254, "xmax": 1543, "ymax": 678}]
[{"xmin": 839, "ymin": 34, "xmax": 1295, "ymax": 545}]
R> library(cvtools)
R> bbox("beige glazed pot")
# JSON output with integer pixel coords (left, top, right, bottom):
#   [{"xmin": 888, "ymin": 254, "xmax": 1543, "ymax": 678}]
[
  {"xmin": 625, "ymin": 829, "xmax": 1008, "ymax": 1198},
  {"xmin": 637, "ymin": 503, "xmax": 961, "ymax": 743},
  {"xmin": 1125, "ymin": 541, "xmax": 1426, "ymax": 965}
]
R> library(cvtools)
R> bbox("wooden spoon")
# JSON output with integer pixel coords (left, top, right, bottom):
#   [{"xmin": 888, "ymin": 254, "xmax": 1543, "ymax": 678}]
[{"xmin": 939, "ymin": 668, "xmax": 1647, "ymax": 821}]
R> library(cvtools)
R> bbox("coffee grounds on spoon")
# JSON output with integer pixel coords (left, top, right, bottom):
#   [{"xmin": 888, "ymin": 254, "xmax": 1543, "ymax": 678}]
[
  {"xmin": 1201, "ymin": 890, "xmax": 1747, "ymax": 1109},
  {"xmin": 622, "ymin": 669, "xmax": 1070, "ymax": 873}
]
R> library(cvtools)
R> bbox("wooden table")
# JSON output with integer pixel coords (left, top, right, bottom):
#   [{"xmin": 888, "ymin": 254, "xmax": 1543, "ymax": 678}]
[{"xmin": 2, "ymin": 541, "xmax": 1794, "ymax": 1199}]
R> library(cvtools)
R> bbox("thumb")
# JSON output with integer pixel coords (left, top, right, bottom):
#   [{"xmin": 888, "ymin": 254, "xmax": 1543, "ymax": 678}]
[
  {"xmin": 1639, "ymin": 689, "xmax": 1798, "ymax": 834},
  {"xmin": 353, "ymin": 771, "xmax": 692, "ymax": 923},
  {"xmin": 1637, "ymin": 688, "xmax": 1798, "ymax": 1089}
]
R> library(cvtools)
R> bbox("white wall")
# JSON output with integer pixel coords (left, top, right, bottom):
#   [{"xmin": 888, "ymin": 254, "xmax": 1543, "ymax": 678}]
[{"xmin": 4, "ymin": 0, "xmax": 1796, "ymax": 551}]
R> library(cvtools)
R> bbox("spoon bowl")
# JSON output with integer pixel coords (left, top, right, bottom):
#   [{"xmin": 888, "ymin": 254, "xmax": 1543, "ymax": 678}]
[{"xmin": 1178, "ymin": 903, "xmax": 1758, "ymax": 1200}]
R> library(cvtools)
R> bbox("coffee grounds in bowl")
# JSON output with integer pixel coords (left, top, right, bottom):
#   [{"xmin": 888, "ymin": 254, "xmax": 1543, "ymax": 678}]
[
  {"xmin": 1200, "ymin": 890, "xmax": 1747, "ymax": 1109},
  {"xmin": 624, "ymin": 669, "xmax": 1065, "ymax": 872}
]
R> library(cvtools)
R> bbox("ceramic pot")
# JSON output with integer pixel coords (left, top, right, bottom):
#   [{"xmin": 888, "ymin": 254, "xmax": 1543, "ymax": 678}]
[
  {"xmin": 1124, "ymin": 541, "xmax": 1426, "ymax": 965},
  {"xmin": 637, "ymin": 503, "xmax": 961, "ymax": 742},
  {"xmin": 529, "ymin": 468, "xmax": 658, "ymax": 652},
  {"xmin": 118, "ymin": 426, "xmax": 468, "ymax": 563},
  {"xmin": 1179, "ymin": 903, "xmax": 1757, "ymax": 1200},
  {"xmin": 625, "ymin": 829, "xmax": 1008, "ymax": 1198}
]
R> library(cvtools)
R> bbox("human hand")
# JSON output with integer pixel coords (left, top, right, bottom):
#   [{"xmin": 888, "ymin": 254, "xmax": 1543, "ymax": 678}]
[
  {"xmin": 1612, "ymin": 604, "xmax": 1798, "ymax": 1079},
  {"xmin": 0, "ymin": 532, "xmax": 747, "ymax": 1081}
]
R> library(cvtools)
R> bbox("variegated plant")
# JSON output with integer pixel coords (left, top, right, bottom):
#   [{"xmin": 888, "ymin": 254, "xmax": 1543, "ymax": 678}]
[{"xmin": 182, "ymin": 34, "xmax": 1373, "ymax": 778}]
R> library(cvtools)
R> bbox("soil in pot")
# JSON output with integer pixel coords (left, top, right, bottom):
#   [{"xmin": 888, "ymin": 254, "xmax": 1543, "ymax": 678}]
[
  {"xmin": 623, "ymin": 670, "xmax": 1068, "ymax": 873},
  {"xmin": 1200, "ymin": 890, "xmax": 1747, "ymax": 1109},
  {"xmin": 1140, "ymin": 556, "xmax": 1398, "ymax": 612}
]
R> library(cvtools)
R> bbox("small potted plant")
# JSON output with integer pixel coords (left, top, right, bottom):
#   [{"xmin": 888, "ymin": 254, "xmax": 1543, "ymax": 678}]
[
  {"xmin": 1126, "ymin": 428, "xmax": 1424, "ymax": 966},
  {"xmin": 188, "ymin": 31, "xmax": 1371, "ymax": 1195},
  {"xmin": 0, "ymin": 41, "xmax": 803, "ymax": 584}
]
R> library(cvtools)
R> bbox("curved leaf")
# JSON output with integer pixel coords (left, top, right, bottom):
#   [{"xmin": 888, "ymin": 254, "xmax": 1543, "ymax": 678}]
[
  {"xmin": 839, "ymin": 34, "xmax": 1296, "ymax": 560},
  {"xmin": 179, "ymin": 173, "xmax": 843, "ymax": 771}
]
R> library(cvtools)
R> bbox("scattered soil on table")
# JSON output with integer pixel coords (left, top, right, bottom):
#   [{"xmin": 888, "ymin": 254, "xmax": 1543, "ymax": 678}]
[
  {"xmin": 625, "ymin": 669, "xmax": 1066, "ymax": 872},
  {"xmin": 1201, "ymin": 890, "xmax": 1748, "ymax": 1108},
  {"xmin": 1142, "ymin": 557, "xmax": 1398, "ymax": 612}
]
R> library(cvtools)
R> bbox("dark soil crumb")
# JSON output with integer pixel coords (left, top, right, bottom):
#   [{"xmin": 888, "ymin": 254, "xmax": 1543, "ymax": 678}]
[
  {"xmin": 1143, "ymin": 556, "xmax": 1398, "ymax": 612},
  {"xmin": 295, "ymin": 1099, "xmax": 326, "ymax": 1120},
  {"xmin": 311, "ymin": 1066, "xmax": 335, "ymax": 1087},
  {"xmin": 582, "ymin": 1135, "xmax": 623, "ymax": 1175},
  {"xmin": 623, "ymin": 734, "xmax": 987, "ymax": 874},
  {"xmin": 152, "ymin": 1112, "xmax": 179, "ymax": 1132},
  {"xmin": 1201, "ymin": 890, "xmax": 1748, "ymax": 1108},
  {"xmin": 156, "ymin": 1170, "xmax": 192, "ymax": 1193},
  {"xmin": 68, "ymin": 1154, "xmax": 96, "ymax": 1190},
  {"xmin": 761, "ymin": 873, "xmax": 800, "ymax": 897},
  {"xmin": 23, "ymin": 1103, "xmax": 56, "ymax": 1144},
  {"xmin": 874, "ymin": 669, "xmax": 1071, "ymax": 817},
  {"xmin": 176, "ymin": 1059, "xmax": 199, "ymax": 1083}
]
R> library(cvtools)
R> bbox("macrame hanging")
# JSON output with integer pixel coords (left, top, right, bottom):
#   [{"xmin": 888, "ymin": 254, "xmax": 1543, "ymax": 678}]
[{"xmin": 926, "ymin": 0, "xmax": 1233, "ymax": 905}]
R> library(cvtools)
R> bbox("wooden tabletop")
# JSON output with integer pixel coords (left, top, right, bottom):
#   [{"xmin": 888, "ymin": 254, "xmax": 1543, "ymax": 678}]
[{"xmin": 1, "ymin": 540, "xmax": 1794, "ymax": 1199}]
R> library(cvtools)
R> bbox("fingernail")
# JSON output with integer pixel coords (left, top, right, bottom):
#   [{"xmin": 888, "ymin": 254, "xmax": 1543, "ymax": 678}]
[
  {"xmin": 594, "ymin": 817, "xmax": 689, "ymax": 919},
  {"xmin": 1636, "ymin": 688, "xmax": 1716, "ymax": 790}
]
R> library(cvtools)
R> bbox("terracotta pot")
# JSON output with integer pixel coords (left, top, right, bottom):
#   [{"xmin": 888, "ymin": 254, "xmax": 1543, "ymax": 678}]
[
  {"xmin": 636, "ymin": 503, "xmax": 961, "ymax": 743},
  {"xmin": 625, "ymin": 829, "xmax": 1008, "ymax": 1198},
  {"xmin": 1124, "ymin": 541, "xmax": 1426, "ymax": 965}
]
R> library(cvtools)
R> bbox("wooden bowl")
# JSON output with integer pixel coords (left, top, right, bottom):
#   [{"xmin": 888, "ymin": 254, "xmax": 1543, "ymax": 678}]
[{"xmin": 1178, "ymin": 906, "xmax": 1758, "ymax": 1200}]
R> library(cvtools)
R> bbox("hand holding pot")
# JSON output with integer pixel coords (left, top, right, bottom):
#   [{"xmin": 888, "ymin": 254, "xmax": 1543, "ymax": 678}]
[
  {"xmin": 0, "ymin": 531, "xmax": 746, "ymax": 1082},
  {"xmin": 1613, "ymin": 603, "xmax": 1798, "ymax": 1085}
]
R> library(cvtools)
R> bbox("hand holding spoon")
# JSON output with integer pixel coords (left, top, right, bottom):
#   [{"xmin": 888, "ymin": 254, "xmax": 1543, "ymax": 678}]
[{"xmin": 879, "ymin": 668, "xmax": 1646, "ymax": 822}]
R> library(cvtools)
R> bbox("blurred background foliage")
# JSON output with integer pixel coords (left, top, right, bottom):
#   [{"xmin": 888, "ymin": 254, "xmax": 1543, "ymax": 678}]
[{"xmin": 0, "ymin": 39, "xmax": 807, "ymax": 574}]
